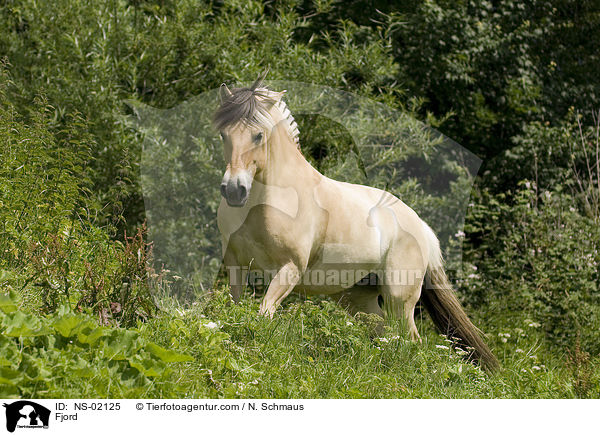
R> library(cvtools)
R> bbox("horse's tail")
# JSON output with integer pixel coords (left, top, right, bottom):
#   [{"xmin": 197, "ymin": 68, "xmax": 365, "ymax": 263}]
[{"xmin": 420, "ymin": 223, "xmax": 500, "ymax": 373}]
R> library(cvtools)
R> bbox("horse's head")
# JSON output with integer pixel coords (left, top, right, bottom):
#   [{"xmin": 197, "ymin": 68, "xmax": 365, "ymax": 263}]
[{"xmin": 213, "ymin": 75, "xmax": 299, "ymax": 207}]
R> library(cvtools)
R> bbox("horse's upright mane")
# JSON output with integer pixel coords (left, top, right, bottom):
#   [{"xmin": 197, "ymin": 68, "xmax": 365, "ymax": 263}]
[{"xmin": 213, "ymin": 75, "xmax": 300, "ymax": 147}]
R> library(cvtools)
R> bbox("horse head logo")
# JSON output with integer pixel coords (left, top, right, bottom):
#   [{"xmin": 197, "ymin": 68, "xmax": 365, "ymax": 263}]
[{"xmin": 3, "ymin": 401, "xmax": 50, "ymax": 433}]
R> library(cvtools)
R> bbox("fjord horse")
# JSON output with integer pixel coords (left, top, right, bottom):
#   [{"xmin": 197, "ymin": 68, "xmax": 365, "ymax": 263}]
[{"xmin": 214, "ymin": 77, "xmax": 498, "ymax": 372}]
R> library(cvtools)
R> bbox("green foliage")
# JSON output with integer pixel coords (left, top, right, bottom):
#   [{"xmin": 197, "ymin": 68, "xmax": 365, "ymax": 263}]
[
  {"xmin": 386, "ymin": 0, "xmax": 599, "ymax": 161},
  {"xmin": 0, "ymin": 67, "xmax": 156, "ymax": 325},
  {"xmin": 0, "ymin": 0, "xmax": 402, "ymax": 233},
  {"xmin": 119, "ymin": 287, "xmax": 587, "ymax": 398},
  {"xmin": 484, "ymin": 110, "xmax": 600, "ymax": 211},
  {"xmin": 458, "ymin": 114, "xmax": 600, "ymax": 355},
  {"xmin": 293, "ymin": 0, "xmax": 599, "ymax": 160},
  {"xmin": 461, "ymin": 183, "xmax": 600, "ymax": 354},
  {"xmin": 0, "ymin": 292, "xmax": 191, "ymax": 398},
  {"xmin": 385, "ymin": 0, "xmax": 546, "ymax": 157}
]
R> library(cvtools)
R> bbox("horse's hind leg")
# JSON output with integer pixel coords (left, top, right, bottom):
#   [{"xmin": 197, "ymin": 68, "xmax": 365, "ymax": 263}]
[{"xmin": 380, "ymin": 242, "xmax": 427, "ymax": 342}]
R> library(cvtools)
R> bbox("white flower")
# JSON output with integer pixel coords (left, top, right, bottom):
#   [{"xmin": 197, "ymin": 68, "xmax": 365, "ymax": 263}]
[
  {"xmin": 436, "ymin": 345, "xmax": 450, "ymax": 350},
  {"xmin": 532, "ymin": 366, "xmax": 541, "ymax": 371},
  {"xmin": 204, "ymin": 321, "xmax": 219, "ymax": 329},
  {"xmin": 455, "ymin": 230, "xmax": 465, "ymax": 238},
  {"xmin": 346, "ymin": 321, "xmax": 353, "ymax": 326},
  {"xmin": 515, "ymin": 348, "xmax": 524, "ymax": 353}
]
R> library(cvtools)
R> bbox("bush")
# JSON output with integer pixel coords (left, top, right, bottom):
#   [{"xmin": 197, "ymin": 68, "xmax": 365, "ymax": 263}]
[
  {"xmin": 0, "ymin": 67, "xmax": 156, "ymax": 325},
  {"xmin": 0, "ymin": 292, "xmax": 191, "ymax": 398},
  {"xmin": 461, "ymin": 183, "xmax": 600, "ymax": 354}
]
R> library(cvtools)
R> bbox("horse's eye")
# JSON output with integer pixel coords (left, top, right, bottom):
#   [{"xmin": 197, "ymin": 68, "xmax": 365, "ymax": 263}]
[
  {"xmin": 253, "ymin": 132, "xmax": 263, "ymax": 143},
  {"xmin": 219, "ymin": 132, "xmax": 226, "ymax": 141}
]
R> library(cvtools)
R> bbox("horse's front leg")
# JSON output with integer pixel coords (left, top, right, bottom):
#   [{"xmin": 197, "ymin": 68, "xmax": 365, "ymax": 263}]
[
  {"xmin": 258, "ymin": 262, "xmax": 301, "ymax": 317},
  {"xmin": 223, "ymin": 248, "xmax": 247, "ymax": 303}
]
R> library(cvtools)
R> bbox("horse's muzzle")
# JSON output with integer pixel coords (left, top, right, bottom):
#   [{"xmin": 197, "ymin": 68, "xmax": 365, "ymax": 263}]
[{"xmin": 221, "ymin": 170, "xmax": 252, "ymax": 207}]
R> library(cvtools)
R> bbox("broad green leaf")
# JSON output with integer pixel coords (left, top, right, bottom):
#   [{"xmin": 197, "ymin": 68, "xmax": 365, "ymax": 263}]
[
  {"xmin": 103, "ymin": 329, "xmax": 140, "ymax": 360},
  {"xmin": 19, "ymin": 353, "xmax": 51, "ymax": 382},
  {"xmin": 129, "ymin": 354, "xmax": 165, "ymax": 377},
  {"xmin": 0, "ymin": 366, "xmax": 22, "ymax": 386},
  {"xmin": 0, "ymin": 291, "xmax": 18, "ymax": 314},
  {"xmin": 52, "ymin": 314, "xmax": 86, "ymax": 337},
  {"xmin": 2, "ymin": 311, "xmax": 47, "ymax": 337},
  {"xmin": 77, "ymin": 323, "xmax": 107, "ymax": 344},
  {"xmin": 0, "ymin": 335, "xmax": 20, "ymax": 367},
  {"xmin": 69, "ymin": 355, "xmax": 94, "ymax": 378},
  {"xmin": 145, "ymin": 342, "xmax": 193, "ymax": 363}
]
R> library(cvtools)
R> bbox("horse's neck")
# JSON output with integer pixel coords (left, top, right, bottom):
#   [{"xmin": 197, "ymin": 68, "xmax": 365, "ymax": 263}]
[{"xmin": 256, "ymin": 130, "xmax": 319, "ymax": 197}]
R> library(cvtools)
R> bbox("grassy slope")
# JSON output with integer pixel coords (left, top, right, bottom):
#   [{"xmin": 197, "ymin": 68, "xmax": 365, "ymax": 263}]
[
  {"xmin": 3, "ymin": 283, "xmax": 596, "ymax": 399},
  {"xmin": 136, "ymin": 287, "xmax": 581, "ymax": 399}
]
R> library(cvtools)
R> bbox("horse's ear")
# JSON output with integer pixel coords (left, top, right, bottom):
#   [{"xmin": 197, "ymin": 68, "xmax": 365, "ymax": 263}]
[
  {"xmin": 252, "ymin": 69, "xmax": 269, "ymax": 90},
  {"xmin": 219, "ymin": 83, "xmax": 232, "ymax": 102}
]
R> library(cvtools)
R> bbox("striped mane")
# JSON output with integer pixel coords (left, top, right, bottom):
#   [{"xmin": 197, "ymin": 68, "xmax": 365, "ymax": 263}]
[
  {"xmin": 271, "ymin": 92, "xmax": 300, "ymax": 147},
  {"xmin": 213, "ymin": 78, "xmax": 300, "ymax": 148}
]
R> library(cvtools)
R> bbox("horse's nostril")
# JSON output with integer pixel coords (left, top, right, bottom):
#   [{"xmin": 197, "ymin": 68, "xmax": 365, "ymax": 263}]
[
  {"xmin": 220, "ymin": 183, "xmax": 227, "ymax": 197},
  {"xmin": 239, "ymin": 184, "xmax": 247, "ymax": 198}
]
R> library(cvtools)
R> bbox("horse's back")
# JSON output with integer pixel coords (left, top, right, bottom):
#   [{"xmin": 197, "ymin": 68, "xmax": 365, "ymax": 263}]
[{"xmin": 314, "ymin": 176, "xmax": 427, "ymax": 242}]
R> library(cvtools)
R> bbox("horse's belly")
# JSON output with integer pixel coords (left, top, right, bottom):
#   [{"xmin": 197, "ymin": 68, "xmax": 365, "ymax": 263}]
[{"xmin": 295, "ymin": 262, "xmax": 379, "ymax": 295}]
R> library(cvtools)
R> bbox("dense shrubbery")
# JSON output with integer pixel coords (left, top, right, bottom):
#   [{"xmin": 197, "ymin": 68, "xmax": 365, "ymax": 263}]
[
  {"xmin": 0, "ymin": 291, "xmax": 192, "ymax": 398},
  {"xmin": 0, "ymin": 69, "xmax": 156, "ymax": 326},
  {"xmin": 0, "ymin": 0, "xmax": 402, "ymax": 234},
  {"xmin": 461, "ymin": 184, "xmax": 600, "ymax": 351},
  {"xmin": 293, "ymin": 0, "xmax": 600, "ymax": 160},
  {"xmin": 458, "ymin": 114, "xmax": 600, "ymax": 356}
]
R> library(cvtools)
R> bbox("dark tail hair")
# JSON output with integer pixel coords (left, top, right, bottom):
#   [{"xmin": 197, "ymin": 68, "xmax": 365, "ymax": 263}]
[{"xmin": 421, "ymin": 267, "xmax": 500, "ymax": 373}]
